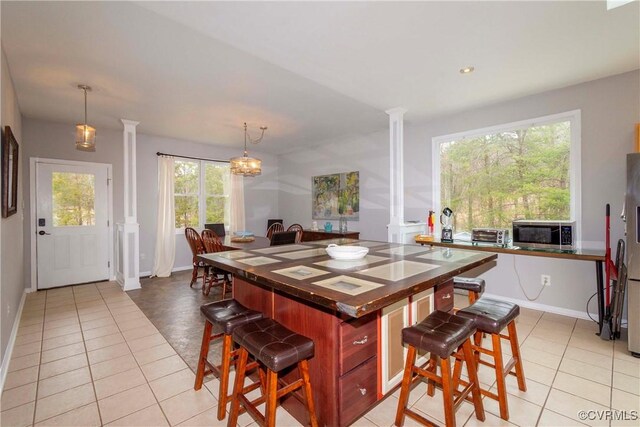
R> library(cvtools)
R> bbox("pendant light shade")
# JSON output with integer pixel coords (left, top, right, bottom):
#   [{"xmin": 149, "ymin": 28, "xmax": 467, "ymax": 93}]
[
  {"xmin": 230, "ymin": 122, "xmax": 267, "ymax": 177},
  {"xmin": 230, "ymin": 154, "xmax": 262, "ymax": 177},
  {"xmin": 76, "ymin": 85, "xmax": 96, "ymax": 152}
]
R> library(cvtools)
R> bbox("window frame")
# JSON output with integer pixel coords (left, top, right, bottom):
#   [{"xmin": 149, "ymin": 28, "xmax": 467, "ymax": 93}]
[
  {"xmin": 431, "ymin": 109, "xmax": 581, "ymax": 242},
  {"xmin": 174, "ymin": 159, "xmax": 230, "ymax": 232}
]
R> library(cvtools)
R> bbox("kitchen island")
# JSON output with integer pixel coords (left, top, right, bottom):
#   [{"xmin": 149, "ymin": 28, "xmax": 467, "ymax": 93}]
[{"xmin": 200, "ymin": 239, "xmax": 497, "ymax": 426}]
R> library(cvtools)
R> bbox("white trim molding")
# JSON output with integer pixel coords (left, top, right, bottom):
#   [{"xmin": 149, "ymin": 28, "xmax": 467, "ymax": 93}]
[
  {"xmin": 117, "ymin": 119, "xmax": 141, "ymax": 291},
  {"xmin": 483, "ymin": 292, "xmax": 596, "ymax": 321},
  {"xmin": 431, "ymin": 109, "xmax": 582, "ymax": 242},
  {"xmin": 386, "ymin": 107, "xmax": 409, "ymax": 242},
  {"xmin": 0, "ymin": 291, "xmax": 27, "ymax": 394}
]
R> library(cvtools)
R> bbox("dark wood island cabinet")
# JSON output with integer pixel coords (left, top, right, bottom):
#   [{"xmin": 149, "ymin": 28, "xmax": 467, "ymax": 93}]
[{"xmin": 200, "ymin": 239, "xmax": 496, "ymax": 426}]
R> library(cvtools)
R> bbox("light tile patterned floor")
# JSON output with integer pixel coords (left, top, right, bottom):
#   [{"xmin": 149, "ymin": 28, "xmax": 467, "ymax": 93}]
[{"xmin": 1, "ymin": 283, "xmax": 639, "ymax": 426}]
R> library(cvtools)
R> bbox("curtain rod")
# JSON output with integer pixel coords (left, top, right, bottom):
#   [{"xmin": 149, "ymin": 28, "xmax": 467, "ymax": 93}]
[{"xmin": 156, "ymin": 152, "xmax": 230, "ymax": 164}]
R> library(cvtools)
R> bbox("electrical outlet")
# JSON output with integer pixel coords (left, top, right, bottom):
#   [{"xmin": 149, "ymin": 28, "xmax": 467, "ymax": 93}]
[
  {"xmin": 541, "ymin": 274, "xmax": 551, "ymax": 287},
  {"xmin": 140, "ymin": 253, "xmax": 146, "ymax": 260}
]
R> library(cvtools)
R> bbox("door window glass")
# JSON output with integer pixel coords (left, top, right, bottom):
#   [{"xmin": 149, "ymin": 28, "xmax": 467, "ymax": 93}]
[{"xmin": 52, "ymin": 172, "xmax": 96, "ymax": 226}]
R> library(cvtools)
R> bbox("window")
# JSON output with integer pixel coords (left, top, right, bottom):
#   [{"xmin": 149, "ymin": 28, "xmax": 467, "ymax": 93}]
[
  {"xmin": 174, "ymin": 159, "xmax": 230, "ymax": 229},
  {"xmin": 52, "ymin": 172, "xmax": 96, "ymax": 226},
  {"xmin": 432, "ymin": 110, "xmax": 581, "ymax": 239}
]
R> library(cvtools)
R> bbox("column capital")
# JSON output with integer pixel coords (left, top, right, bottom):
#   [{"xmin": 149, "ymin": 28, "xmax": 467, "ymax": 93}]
[
  {"xmin": 385, "ymin": 107, "xmax": 408, "ymax": 117},
  {"xmin": 121, "ymin": 119, "xmax": 140, "ymax": 127}
]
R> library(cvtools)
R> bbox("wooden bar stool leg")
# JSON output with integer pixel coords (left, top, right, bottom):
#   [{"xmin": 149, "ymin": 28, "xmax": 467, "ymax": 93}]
[
  {"xmin": 194, "ymin": 321, "xmax": 213, "ymax": 390},
  {"xmin": 394, "ymin": 345, "xmax": 417, "ymax": 426},
  {"xmin": 299, "ymin": 360, "xmax": 319, "ymax": 427},
  {"xmin": 508, "ymin": 321, "xmax": 527, "ymax": 392},
  {"xmin": 492, "ymin": 333, "xmax": 509, "ymax": 420},
  {"xmin": 472, "ymin": 331, "xmax": 483, "ymax": 366},
  {"xmin": 468, "ymin": 291, "xmax": 477, "ymax": 305},
  {"xmin": 440, "ymin": 357, "xmax": 456, "ymax": 427},
  {"xmin": 217, "ymin": 334, "xmax": 233, "ymax": 420},
  {"xmin": 264, "ymin": 369, "xmax": 279, "ymax": 427},
  {"xmin": 228, "ymin": 347, "xmax": 248, "ymax": 427},
  {"xmin": 427, "ymin": 354, "xmax": 439, "ymax": 397},
  {"xmin": 462, "ymin": 340, "xmax": 485, "ymax": 422},
  {"xmin": 451, "ymin": 353, "xmax": 464, "ymax": 393}
]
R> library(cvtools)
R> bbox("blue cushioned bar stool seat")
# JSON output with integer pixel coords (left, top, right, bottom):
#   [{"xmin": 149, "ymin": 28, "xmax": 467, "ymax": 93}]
[
  {"xmin": 228, "ymin": 318, "xmax": 318, "ymax": 427},
  {"xmin": 395, "ymin": 310, "xmax": 485, "ymax": 427},
  {"xmin": 194, "ymin": 300, "xmax": 263, "ymax": 421},
  {"xmin": 455, "ymin": 297, "xmax": 527, "ymax": 421}
]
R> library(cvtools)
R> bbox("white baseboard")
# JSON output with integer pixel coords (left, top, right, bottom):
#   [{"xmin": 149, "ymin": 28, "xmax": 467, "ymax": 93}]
[
  {"xmin": 483, "ymin": 292, "xmax": 597, "ymax": 320},
  {"xmin": 0, "ymin": 290, "xmax": 27, "ymax": 394},
  {"xmin": 139, "ymin": 265, "xmax": 192, "ymax": 278}
]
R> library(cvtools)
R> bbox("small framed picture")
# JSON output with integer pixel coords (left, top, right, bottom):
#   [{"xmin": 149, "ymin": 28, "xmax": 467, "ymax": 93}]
[{"xmin": 2, "ymin": 126, "xmax": 19, "ymax": 218}]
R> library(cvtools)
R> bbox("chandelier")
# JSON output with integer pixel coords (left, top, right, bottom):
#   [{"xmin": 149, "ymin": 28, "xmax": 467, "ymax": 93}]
[
  {"xmin": 75, "ymin": 84, "xmax": 96, "ymax": 152},
  {"xmin": 230, "ymin": 122, "xmax": 267, "ymax": 177}
]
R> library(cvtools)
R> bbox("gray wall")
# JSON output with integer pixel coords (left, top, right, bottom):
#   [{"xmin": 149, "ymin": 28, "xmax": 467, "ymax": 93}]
[
  {"xmin": 278, "ymin": 130, "xmax": 390, "ymax": 241},
  {"xmin": 278, "ymin": 70, "xmax": 640, "ymax": 317},
  {"xmin": 21, "ymin": 119, "xmax": 279, "ymax": 283},
  {"xmin": 136, "ymin": 134, "xmax": 279, "ymax": 273},
  {"xmin": 1, "ymin": 48, "xmax": 24, "ymax": 363}
]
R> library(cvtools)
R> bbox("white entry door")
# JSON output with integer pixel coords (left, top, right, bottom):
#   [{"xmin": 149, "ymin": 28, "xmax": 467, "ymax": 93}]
[{"xmin": 36, "ymin": 161, "xmax": 110, "ymax": 289}]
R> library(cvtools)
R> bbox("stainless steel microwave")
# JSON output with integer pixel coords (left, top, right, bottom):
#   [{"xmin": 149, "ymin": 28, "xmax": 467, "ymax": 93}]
[{"xmin": 512, "ymin": 220, "xmax": 576, "ymax": 250}]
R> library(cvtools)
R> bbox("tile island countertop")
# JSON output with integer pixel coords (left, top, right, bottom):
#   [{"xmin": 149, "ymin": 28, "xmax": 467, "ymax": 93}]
[{"xmin": 199, "ymin": 238, "xmax": 497, "ymax": 317}]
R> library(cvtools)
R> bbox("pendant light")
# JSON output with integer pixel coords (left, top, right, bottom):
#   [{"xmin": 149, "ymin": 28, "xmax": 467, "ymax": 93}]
[
  {"xmin": 75, "ymin": 84, "xmax": 96, "ymax": 152},
  {"xmin": 230, "ymin": 122, "xmax": 267, "ymax": 177}
]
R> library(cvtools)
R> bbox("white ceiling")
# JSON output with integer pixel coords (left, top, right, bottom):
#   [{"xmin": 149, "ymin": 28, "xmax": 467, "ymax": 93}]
[{"xmin": 2, "ymin": 1, "xmax": 638, "ymax": 154}]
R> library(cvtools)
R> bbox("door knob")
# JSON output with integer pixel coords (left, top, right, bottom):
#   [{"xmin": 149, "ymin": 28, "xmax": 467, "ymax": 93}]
[{"xmin": 38, "ymin": 230, "xmax": 51, "ymax": 236}]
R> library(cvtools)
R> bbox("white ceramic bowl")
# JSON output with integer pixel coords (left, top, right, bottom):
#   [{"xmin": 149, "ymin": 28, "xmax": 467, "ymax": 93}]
[{"xmin": 325, "ymin": 244, "xmax": 369, "ymax": 260}]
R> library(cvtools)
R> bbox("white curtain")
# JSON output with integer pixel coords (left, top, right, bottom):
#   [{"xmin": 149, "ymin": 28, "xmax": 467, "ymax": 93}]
[
  {"xmin": 152, "ymin": 156, "xmax": 175, "ymax": 277},
  {"xmin": 228, "ymin": 172, "xmax": 245, "ymax": 233}
]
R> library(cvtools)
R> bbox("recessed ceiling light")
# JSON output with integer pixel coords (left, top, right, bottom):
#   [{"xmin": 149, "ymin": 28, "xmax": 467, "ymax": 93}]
[{"xmin": 459, "ymin": 66, "xmax": 475, "ymax": 74}]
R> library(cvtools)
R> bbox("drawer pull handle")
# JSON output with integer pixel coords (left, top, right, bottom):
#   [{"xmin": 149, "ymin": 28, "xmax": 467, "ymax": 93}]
[
  {"xmin": 358, "ymin": 387, "xmax": 367, "ymax": 396},
  {"xmin": 353, "ymin": 335, "xmax": 368, "ymax": 345},
  {"xmin": 442, "ymin": 293, "xmax": 451, "ymax": 299}
]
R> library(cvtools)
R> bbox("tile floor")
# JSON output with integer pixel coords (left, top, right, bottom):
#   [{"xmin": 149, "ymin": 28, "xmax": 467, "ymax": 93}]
[{"xmin": 1, "ymin": 281, "xmax": 638, "ymax": 426}]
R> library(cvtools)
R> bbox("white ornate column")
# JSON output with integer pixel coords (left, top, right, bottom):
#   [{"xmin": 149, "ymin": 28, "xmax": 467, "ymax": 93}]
[
  {"xmin": 386, "ymin": 108, "xmax": 426, "ymax": 243},
  {"xmin": 387, "ymin": 108, "xmax": 406, "ymax": 242},
  {"xmin": 116, "ymin": 119, "xmax": 141, "ymax": 290}
]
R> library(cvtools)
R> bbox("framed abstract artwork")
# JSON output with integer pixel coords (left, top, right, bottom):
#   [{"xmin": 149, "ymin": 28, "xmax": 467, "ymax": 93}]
[
  {"xmin": 312, "ymin": 171, "xmax": 359, "ymax": 220},
  {"xmin": 2, "ymin": 126, "xmax": 19, "ymax": 218}
]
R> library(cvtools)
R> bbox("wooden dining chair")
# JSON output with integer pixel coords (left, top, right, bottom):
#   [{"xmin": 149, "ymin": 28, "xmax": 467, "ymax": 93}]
[
  {"xmin": 201, "ymin": 229, "xmax": 232, "ymax": 298},
  {"xmin": 287, "ymin": 224, "xmax": 304, "ymax": 243},
  {"xmin": 266, "ymin": 222, "xmax": 285, "ymax": 239},
  {"xmin": 270, "ymin": 231, "xmax": 298, "ymax": 246},
  {"xmin": 204, "ymin": 223, "xmax": 226, "ymax": 237},
  {"xmin": 185, "ymin": 227, "xmax": 209, "ymax": 289}
]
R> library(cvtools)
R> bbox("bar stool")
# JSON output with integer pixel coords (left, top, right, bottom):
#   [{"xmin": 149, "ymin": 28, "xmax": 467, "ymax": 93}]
[
  {"xmin": 228, "ymin": 318, "xmax": 318, "ymax": 427},
  {"xmin": 453, "ymin": 277, "xmax": 485, "ymax": 305},
  {"xmin": 455, "ymin": 298, "xmax": 527, "ymax": 421},
  {"xmin": 395, "ymin": 310, "xmax": 485, "ymax": 427},
  {"xmin": 194, "ymin": 300, "xmax": 263, "ymax": 421}
]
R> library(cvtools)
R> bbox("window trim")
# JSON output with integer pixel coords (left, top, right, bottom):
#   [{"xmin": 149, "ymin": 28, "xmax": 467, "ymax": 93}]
[
  {"xmin": 174, "ymin": 159, "xmax": 230, "ymax": 233},
  {"xmin": 431, "ymin": 109, "xmax": 581, "ymax": 242}
]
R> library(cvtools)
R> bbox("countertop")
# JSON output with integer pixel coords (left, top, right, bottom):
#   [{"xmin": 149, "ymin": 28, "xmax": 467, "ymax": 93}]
[
  {"xmin": 414, "ymin": 236, "xmax": 605, "ymax": 262},
  {"xmin": 199, "ymin": 238, "xmax": 497, "ymax": 317}
]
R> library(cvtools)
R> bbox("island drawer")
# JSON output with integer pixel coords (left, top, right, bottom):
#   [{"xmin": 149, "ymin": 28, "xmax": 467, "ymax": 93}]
[
  {"xmin": 339, "ymin": 313, "xmax": 377, "ymax": 375},
  {"xmin": 435, "ymin": 279, "xmax": 454, "ymax": 312},
  {"xmin": 339, "ymin": 356, "xmax": 377, "ymax": 426}
]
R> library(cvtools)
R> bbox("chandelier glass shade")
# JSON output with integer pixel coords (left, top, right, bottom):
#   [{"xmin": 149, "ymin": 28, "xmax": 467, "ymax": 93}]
[
  {"xmin": 230, "ymin": 154, "xmax": 262, "ymax": 177},
  {"xmin": 230, "ymin": 122, "xmax": 267, "ymax": 177},
  {"xmin": 76, "ymin": 85, "xmax": 96, "ymax": 152}
]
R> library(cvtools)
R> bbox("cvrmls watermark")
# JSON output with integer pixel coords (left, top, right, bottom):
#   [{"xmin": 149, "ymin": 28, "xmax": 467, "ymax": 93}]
[{"xmin": 578, "ymin": 410, "xmax": 639, "ymax": 421}]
